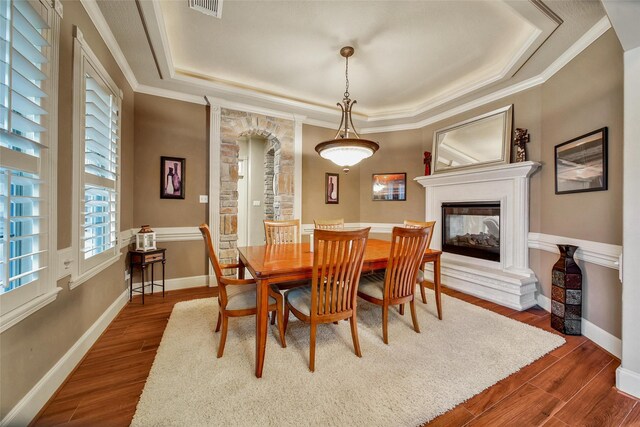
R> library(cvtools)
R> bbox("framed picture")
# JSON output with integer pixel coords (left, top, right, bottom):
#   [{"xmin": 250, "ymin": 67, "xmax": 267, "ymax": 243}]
[
  {"xmin": 325, "ymin": 173, "xmax": 339, "ymax": 204},
  {"xmin": 555, "ymin": 128, "xmax": 608, "ymax": 195},
  {"xmin": 160, "ymin": 156, "xmax": 185, "ymax": 199},
  {"xmin": 372, "ymin": 173, "xmax": 406, "ymax": 201}
]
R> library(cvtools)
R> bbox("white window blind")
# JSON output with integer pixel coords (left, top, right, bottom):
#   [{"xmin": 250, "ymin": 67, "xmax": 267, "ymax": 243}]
[
  {"xmin": 72, "ymin": 29, "xmax": 121, "ymax": 278},
  {"xmin": 82, "ymin": 73, "xmax": 118, "ymax": 262},
  {"xmin": 0, "ymin": 0, "xmax": 50, "ymax": 309}
]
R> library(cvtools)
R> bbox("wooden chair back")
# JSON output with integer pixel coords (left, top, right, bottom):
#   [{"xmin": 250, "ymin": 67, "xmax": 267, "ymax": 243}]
[
  {"xmin": 199, "ymin": 223, "xmax": 239, "ymax": 308},
  {"xmin": 403, "ymin": 219, "xmax": 436, "ymax": 248},
  {"xmin": 313, "ymin": 218, "xmax": 345, "ymax": 230},
  {"xmin": 384, "ymin": 227, "xmax": 431, "ymax": 302},
  {"xmin": 264, "ymin": 219, "xmax": 300, "ymax": 244},
  {"xmin": 310, "ymin": 228, "xmax": 370, "ymax": 321}
]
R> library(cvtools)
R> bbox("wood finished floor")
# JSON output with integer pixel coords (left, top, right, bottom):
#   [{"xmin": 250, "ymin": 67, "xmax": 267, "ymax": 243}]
[{"xmin": 33, "ymin": 285, "xmax": 639, "ymax": 427}]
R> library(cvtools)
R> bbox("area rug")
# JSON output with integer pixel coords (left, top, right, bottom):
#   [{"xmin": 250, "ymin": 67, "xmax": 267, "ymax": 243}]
[{"xmin": 132, "ymin": 290, "xmax": 564, "ymax": 426}]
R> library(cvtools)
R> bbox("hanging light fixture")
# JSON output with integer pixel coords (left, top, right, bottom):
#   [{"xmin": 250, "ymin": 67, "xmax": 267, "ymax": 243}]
[{"xmin": 315, "ymin": 46, "xmax": 379, "ymax": 173}]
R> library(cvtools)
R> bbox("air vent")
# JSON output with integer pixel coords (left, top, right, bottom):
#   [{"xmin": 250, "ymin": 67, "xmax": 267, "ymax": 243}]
[{"xmin": 189, "ymin": 0, "xmax": 223, "ymax": 19}]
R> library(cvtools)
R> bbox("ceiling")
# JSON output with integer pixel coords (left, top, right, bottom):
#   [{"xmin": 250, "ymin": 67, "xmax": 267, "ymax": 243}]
[{"xmin": 95, "ymin": 0, "xmax": 607, "ymax": 130}]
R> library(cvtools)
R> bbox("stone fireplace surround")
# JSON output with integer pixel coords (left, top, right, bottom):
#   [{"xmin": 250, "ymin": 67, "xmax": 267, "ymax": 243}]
[{"xmin": 416, "ymin": 161, "xmax": 541, "ymax": 310}]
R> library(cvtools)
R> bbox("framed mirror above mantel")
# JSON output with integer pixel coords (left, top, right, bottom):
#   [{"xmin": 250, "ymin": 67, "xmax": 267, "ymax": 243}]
[{"xmin": 432, "ymin": 105, "xmax": 514, "ymax": 174}]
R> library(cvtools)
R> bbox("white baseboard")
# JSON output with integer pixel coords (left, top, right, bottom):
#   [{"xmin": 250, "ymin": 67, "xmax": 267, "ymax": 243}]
[
  {"xmin": 536, "ymin": 293, "xmax": 621, "ymax": 358},
  {"xmin": 616, "ymin": 367, "xmax": 640, "ymax": 399},
  {"xmin": 0, "ymin": 289, "xmax": 129, "ymax": 427},
  {"xmin": 132, "ymin": 274, "xmax": 209, "ymax": 293}
]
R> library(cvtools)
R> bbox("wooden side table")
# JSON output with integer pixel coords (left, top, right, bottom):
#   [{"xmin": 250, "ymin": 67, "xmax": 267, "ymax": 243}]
[{"xmin": 129, "ymin": 248, "xmax": 166, "ymax": 304}]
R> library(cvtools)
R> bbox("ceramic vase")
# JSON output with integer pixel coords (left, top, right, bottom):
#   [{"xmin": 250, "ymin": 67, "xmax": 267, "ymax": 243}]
[{"xmin": 551, "ymin": 244, "xmax": 582, "ymax": 335}]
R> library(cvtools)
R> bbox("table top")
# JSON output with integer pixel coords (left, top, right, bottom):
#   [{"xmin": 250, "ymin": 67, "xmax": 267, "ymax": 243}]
[{"xmin": 237, "ymin": 239, "xmax": 441, "ymax": 280}]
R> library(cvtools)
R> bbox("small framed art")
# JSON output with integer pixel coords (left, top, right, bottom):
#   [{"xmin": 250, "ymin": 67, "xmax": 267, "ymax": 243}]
[
  {"xmin": 325, "ymin": 173, "xmax": 339, "ymax": 204},
  {"xmin": 555, "ymin": 128, "xmax": 608, "ymax": 195},
  {"xmin": 372, "ymin": 173, "xmax": 406, "ymax": 201},
  {"xmin": 160, "ymin": 156, "xmax": 185, "ymax": 199}
]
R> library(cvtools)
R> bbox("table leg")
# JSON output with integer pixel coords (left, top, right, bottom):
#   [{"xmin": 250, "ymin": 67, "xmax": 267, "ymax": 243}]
[
  {"xmin": 142, "ymin": 264, "xmax": 145, "ymax": 305},
  {"xmin": 162, "ymin": 260, "xmax": 166, "ymax": 297},
  {"xmin": 434, "ymin": 255, "xmax": 442, "ymax": 320},
  {"xmin": 255, "ymin": 278, "xmax": 269, "ymax": 378},
  {"xmin": 151, "ymin": 263, "xmax": 154, "ymax": 295},
  {"xmin": 129, "ymin": 260, "xmax": 133, "ymax": 302},
  {"xmin": 238, "ymin": 259, "xmax": 245, "ymax": 280}
]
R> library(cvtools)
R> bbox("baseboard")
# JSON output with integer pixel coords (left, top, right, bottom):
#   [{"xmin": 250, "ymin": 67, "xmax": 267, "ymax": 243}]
[
  {"xmin": 0, "ymin": 289, "xmax": 129, "ymax": 427},
  {"xmin": 616, "ymin": 367, "xmax": 640, "ymax": 399},
  {"xmin": 536, "ymin": 293, "xmax": 621, "ymax": 358},
  {"xmin": 132, "ymin": 275, "xmax": 209, "ymax": 293}
]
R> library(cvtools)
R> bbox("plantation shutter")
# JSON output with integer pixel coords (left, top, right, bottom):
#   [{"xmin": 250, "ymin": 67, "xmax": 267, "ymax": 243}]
[
  {"xmin": 0, "ymin": 0, "xmax": 50, "ymax": 306},
  {"xmin": 81, "ymin": 64, "xmax": 119, "ymax": 268}
]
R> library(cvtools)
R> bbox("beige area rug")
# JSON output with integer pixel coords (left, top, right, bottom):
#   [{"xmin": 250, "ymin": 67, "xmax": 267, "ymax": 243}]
[{"xmin": 132, "ymin": 290, "xmax": 564, "ymax": 426}]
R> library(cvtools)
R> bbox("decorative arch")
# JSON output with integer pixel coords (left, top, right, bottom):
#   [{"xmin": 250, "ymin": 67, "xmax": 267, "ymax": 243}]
[{"xmin": 217, "ymin": 109, "xmax": 295, "ymax": 265}]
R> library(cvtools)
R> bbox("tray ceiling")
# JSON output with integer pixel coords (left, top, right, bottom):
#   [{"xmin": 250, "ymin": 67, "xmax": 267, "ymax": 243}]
[{"xmin": 95, "ymin": 0, "xmax": 606, "ymax": 127}]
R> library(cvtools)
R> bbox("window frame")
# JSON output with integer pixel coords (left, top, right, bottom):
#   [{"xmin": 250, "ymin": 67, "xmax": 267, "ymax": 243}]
[
  {"xmin": 0, "ymin": 0, "xmax": 61, "ymax": 333},
  {"xmin": 70, "ymin": 26, "xmax": 122, "ymax": 289}
]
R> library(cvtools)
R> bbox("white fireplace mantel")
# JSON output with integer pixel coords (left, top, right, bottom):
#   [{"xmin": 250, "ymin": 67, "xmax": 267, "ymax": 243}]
[{"xmin": 415, "ymin": 161, "xmax": 541, "ymax": 310}]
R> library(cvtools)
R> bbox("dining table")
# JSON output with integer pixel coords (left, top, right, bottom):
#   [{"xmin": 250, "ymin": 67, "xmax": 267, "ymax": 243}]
[{"xmin": 237, "ymin": 238, "xmax": 443, "ymax": 378}]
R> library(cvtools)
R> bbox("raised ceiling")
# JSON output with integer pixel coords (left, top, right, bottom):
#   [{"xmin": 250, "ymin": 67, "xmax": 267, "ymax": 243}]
[{"xmin": 95, "ymin": 0, "xmax": 607, "ymax": 129}]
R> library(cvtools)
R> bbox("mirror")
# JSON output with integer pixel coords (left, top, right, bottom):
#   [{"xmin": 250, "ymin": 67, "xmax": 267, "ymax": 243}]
[{"xmin": 433, "ymin": 105, "xmax": 513, "ymax": 174}]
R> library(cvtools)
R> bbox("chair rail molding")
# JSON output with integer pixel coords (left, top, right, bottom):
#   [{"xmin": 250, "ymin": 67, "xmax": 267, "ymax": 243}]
[{"xmin": 528, "ymin": 232, "xmax": 622, "ymax": 271}]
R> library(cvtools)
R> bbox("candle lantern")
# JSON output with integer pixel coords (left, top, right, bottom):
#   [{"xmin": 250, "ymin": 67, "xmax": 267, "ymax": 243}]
[{"xmin": 135, "ymin": 225, "xmax": 157, "ymax": 251}]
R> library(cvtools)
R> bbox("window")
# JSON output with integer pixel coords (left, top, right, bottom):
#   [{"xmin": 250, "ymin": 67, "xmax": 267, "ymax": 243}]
[
  {"xmin": 72, "ymin": 27, "xmax": 122, "ymax": 285},
  {"xmin": 1, "ymin": 0, "xmax": 59, "ymax": 322}
]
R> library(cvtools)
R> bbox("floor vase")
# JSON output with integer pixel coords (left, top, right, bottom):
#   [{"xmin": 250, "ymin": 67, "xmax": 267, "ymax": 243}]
[{"xmin": 551, "ymin": 244, "xmax": 582, "ymax": 335}]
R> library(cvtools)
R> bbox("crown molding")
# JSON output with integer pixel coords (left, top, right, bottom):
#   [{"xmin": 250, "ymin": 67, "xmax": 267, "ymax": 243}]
[
  {"xmin": 136, "ymin": 84, "xmax": 206, "ymax": 105},
  {"xmin": 79, "ymin": 0, "xmax": 139, "ymax": 92},
  {"xmin": 82, "ymin": 0, "xmax": 611, "ymax": 129}
]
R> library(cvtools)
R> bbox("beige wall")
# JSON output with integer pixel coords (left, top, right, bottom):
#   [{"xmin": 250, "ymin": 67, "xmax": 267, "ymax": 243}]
[
  {"xmin": 131, "ymin": 93, "xmax": 209, "ymax": 281},
  {"xmin": 1, "ymin": 0, "xmax": 135, "ymax": 417},
  {"xmin": 302, "ymin": 125, "xmax": 361, "ymax": 224}
]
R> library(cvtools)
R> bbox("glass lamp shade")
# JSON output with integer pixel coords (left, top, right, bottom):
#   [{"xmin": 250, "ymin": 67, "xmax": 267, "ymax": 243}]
[{"xmin": 315, "ymin": 138, "xmax": 379, "ymax": 169}]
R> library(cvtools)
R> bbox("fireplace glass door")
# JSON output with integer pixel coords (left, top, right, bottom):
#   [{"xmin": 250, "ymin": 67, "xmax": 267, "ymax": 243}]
[{"xmin": 442, "ymin": 202, "xmax": 500, "ymax": 262}]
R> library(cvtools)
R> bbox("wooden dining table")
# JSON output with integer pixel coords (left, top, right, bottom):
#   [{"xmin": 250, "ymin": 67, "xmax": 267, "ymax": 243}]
[{"xmin": 237, "ymin": 238, "xmax": 442, "ymax": 378}]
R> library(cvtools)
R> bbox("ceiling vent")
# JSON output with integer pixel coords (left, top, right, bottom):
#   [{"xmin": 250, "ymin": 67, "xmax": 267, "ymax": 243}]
[{"xmin": 189, "ymin": 0, "xmax": 223, "ymax": 19}]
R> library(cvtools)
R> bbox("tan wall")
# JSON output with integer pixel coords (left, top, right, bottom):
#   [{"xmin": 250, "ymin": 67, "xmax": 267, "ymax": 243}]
[
  {"xmin": 358, "ymin": 128, "xmax": 425, "ymax": 223},
  {"xmin": 540, "ymin": 30, "xmax": 624, "ymax": 245},
  {"xmin": 133, "ymin": 93, "xmax": 208, "ymax": 228},
  {"xmin": 132, "ymin": 93, "xmax": 209, "ymax": 280},
  {"xmin": 0, "ymin": 0, "xmax": 135, "ymax": 417},
  {"xmin": 302, "ymin": 125, "xmax": 361, "ymax": 224},
  {"xmin": 534, "ymin": 29, "xmax": 624, "ymax": 337}
]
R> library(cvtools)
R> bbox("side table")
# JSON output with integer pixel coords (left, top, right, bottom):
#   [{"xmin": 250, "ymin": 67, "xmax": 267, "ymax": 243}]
[{"xmin": 129, "ymin": 248, "xmax": 166, "ymax": 304}]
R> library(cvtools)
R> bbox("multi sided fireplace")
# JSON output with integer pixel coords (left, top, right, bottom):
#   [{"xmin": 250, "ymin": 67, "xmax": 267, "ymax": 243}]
[{"xmin": 442, "ymin": 202, "xmax": 501, "ymax": 262}]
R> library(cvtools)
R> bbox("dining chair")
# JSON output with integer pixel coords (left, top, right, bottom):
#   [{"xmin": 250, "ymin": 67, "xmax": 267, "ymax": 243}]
[
  {"xmin": 264, "ymin": 219, "xmax": 300, "ymax": 245},
  {"xmin": 403, "ymin": 220, "xmax": 439, "ymax": 312},
  {"xmin": 313, "ymin": 218, "xmax": 344, "ymax": 230},
  {"xmin": 199, "ymin": 224, "xmax": 286, "ymax": 357},
  {"xmin": 283, "ymin": 228, "xmax": 370, "ymax": 372},
  {"xmin": 357, "ymin": 226, "xmax": 431, "ymax": 344}
]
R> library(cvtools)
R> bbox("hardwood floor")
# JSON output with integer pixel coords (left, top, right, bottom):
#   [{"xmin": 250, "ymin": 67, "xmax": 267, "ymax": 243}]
[{"xmin": 33, "ymin": 285, "xmax": 638, "ymax": 426}]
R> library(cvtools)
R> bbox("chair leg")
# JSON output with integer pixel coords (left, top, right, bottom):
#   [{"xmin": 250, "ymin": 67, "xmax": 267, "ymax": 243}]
[
  {"xmin": 275, "ymin": 305, "xmax": 286, "ymax": 348},
  {"xmin": 350, "ymin": 315, "xmax": 362, "ymax": 357},
  {"xmin": 271, "ymin": 311, "xmax": 276, "ymax": 325},
  {"xmin": 217, "ymin": 314, "xmax": 228, "ymax": 358},
  {"xmin": 215, "ymin": 311, "xmax": 221, "ymax": 332},
  {"xmin": 420, "ymin": 282, "xmax": 427, "ymax": 304},
  {"xmin": 309, "ymin": 322, "xmax": 317, "ymax": 372},
  {"xmin": 283, "ymin": 302, "xmax": 290, "ymax": 335},
  {"xmin": 399, "ymin": 304, "xmax": 405, "ymax": 315},
  {"xmin": 410, "ymin": 299, "xmax": 420, "ymax": 333},
  {"xmin": 382, "ymin": 305, "xmax": 389, "ymax": 345}
]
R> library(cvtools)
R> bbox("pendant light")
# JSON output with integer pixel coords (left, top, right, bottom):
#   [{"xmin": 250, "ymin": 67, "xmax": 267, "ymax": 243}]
[{"xmin": 315, "ymin": 46, "xmax": 379, "ymax": 173}]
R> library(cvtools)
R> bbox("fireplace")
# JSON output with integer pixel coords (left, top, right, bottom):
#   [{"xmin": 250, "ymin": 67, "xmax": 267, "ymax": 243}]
[{"xmin": 442, "ymin": 202, "xmax": 500, "ymax": 262}]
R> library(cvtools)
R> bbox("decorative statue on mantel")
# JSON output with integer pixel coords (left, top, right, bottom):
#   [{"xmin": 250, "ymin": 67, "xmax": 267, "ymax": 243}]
[
  {"xmin": 423, "ymin": 151, "xmax": 432, "ymax": 176},
  {"xmin": 513, "ymin": 128, "xmax": 530, "ymax": 162}
]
